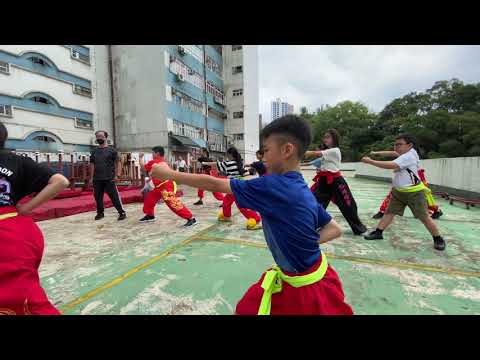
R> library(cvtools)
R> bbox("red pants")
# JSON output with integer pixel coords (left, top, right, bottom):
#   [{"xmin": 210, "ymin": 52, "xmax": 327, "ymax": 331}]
[
  {"xmin": 143, "ymin": 181, "xmax": 192, "ymax": 220},
  {"xmin": 236, "ymin": 256, "xmax": 353, "ymax": 315},
  {"xmin": 198, "ymin": 189, "xmax": 224, "ymax": 201},
  {"xmin": 379, "ymin": 188, "xmax": 439, "ymax": 213},
  {"xmin": 0, "ymin": 206, "xmax": 60, "ymax": 315},
  {"xmin": 222, "ymin": 193, "xmax": 261, "ymax": 222}
]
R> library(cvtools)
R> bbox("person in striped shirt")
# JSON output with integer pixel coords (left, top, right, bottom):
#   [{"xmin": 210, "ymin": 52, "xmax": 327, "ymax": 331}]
[{"xmin": 202, "ymin": 147, "xmax": 261, "ymax": 230}]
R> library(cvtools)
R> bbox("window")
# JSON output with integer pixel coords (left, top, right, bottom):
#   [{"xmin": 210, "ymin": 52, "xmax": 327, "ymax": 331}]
[
  {"xmin": 208, "ymin": 131, "xmax": 226, "ymax": 152},
  {"xmin": 73, "ymin": 84, "xmax": 92, "ymax": 97},
  {"xmin": 75, "ymin": 118, "xmax": 93, "ymax": 130},
  {"xmin": 232, "ymin": 66, "xmax": 243, "ymax": 74},
  {"xmin": 31, "ymin": 96, "xmax": 51, "ymax": 105},
  {"xmin": 71, "ymin": 49, "xmax": 90, "ymax": 64},
  {"xmin": 0, "ymin": 61, "xmax": 9, "ymax": 74},
  {"xmin": 233, "ymin": 89, "xmax": 243, "ymax": 97},
  {"xmin": 206, "ymin": 55, "xmax": 222, "ymax": 77},
  {"xmin": 208, "ymin": 107, "xmax": 226, "ymax": 122},
  {"xmin": 233, "ymin": 133, "xmax": 244, "ymax": 141},
  {"xmin": 170, "ymin": 56, "xmax": 204, "ymax": 89},
  {"xmin": 171, "ymin": 88, "xmax": 204, "ymax": 115},
  {"xmin": 33, "ymin": 136, "xmax": 55, "ymax": 143},
  {"xmin": 232, "ymin": 45, "xmax": 242, "ymax": 51},
  {"xmin": 0, "ymin": 105, "xmax": 13, "ymax": 117},
  {"xmin": 172, "ymin": 120, "xmax": 203, "ymax": 139},
  {"xmin": 28, "ymin": 57, "xmax": 50, "ymax": 67},
  {"xmin": 206, "ymin": 81, "xmax": 225, "ymax": 105},
  {"xmin": 233, "ymin": 111, "xmax": 244, "ymax": 119}
]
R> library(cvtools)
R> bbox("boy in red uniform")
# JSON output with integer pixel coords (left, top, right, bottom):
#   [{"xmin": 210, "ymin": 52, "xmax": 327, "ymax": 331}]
[
  {"xmin": 0, "ymin": 122, "xmax": 70, "ymax": 315},
  {"xmin": 151, "ymin": 115, "xmax": 353, "ymax": 315},
  {"xmin": 139, "ymin": 146, "xmax": 197, "ymax": 227}
]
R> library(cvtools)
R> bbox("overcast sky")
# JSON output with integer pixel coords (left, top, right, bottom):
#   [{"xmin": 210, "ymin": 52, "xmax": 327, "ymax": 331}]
[{"xmin": 258, "ymin": 45, "xmax": 480, "ymax": 121}]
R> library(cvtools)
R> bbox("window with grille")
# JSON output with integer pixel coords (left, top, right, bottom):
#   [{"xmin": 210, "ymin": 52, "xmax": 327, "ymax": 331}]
[
  {"xmin": 233, "ymin": 89, "xmax": 243, "ymax": 97},
  {"xmin": 33, "ymin": 136, "xmax": 55, "ymax": 143},
  {"xmin": 206, "ymin": 55, "xmax": 222, "ymax": 77},
  {"xmin": 206, "ymin": 81, "xmax": 225, "ymax": 104},
  {"xmin": 232, "ymin": 45, "xmax": 242, "ymax": 51},
  {"xmin": 233, "ymin": 133, "xmax": 244, "ymax": 141},
  {"xmin": 0, "ymin": 105, "xmax": 13, "ymax": 117},
  {"xmin": 173, "ymin": 120, "xmax": 202, "ymax": 139},
  {"xmin": 171, "ymin": 88, "xmax": 204, "ymax": 115},
  {"xmin": 233, "ymin": 111, "xmax": 244, "ymax": 119},
  {"xmin": 232, "ymin": 66, "xmax": 243, "ymax": 74},
  {"xmin": 75, "ymin": 118, "xmax": 93, "ymax": 129},
  {"xmin": 0, "ymin": 61, "xmax": 9, "ymax": 74},
  {"xmin": 169, "ymin": 57, "xmax": 204, "ymax": 89},
  {"xmin": 74, "ymin": 84, "xmax": 92, "ymax": 97}
]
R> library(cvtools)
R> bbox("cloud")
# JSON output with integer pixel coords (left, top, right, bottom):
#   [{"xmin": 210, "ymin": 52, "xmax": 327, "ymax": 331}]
[{"xmin": 259, "ymin": 45, "xmax": 480, "ymax": 121}]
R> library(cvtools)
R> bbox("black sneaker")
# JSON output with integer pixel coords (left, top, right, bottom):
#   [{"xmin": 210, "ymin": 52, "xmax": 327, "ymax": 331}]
[
  {"xmin": 431, "ymin": 210, "xmax": 443, "ymax": 219},
  {"xmin": 354, "ymin": 224, "xmax": 368, "ymax": 236},
  {"xmin": 95, "ymin": 213, "xmax": 104, "ymax": 221},
  {"xmin": 193, "ymin": 200, "xmax": 203, "ymax": 206},
  {"xmin": 364, "ymin": 230, "xmax": 384, "ymax": 240},
  {"xmin": 118, "ymin": 212, "xmax": 127, "ymax": 221},
  {"xmin": 372, "ymin": 212, "xmax": 384, "ymax": 219},
  {"xmin": 139, "ymin": 215, "xmax": 155, "ymax": 223},
  {"xmin": 433, "ymin": 237, "xmax": 446, "ymax": 251},
  {"xmin": 184, "ymin": 218, "xmax": 197, "ymax": 227}
]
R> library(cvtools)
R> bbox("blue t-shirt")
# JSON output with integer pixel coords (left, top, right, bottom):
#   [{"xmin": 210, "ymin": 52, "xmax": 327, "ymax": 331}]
[{"xmin": 230, "ymin": 171, "xmax": 332, "ymax": 273}]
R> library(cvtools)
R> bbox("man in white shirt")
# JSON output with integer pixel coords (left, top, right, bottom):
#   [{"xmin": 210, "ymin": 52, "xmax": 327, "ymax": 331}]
[
  {"xmin": 178, "ymin": 157, "xmax": 186, "ymax": 172},
  {"xmin": 361, "ymin": 134, "xmax": 446, "ymax": 251}
]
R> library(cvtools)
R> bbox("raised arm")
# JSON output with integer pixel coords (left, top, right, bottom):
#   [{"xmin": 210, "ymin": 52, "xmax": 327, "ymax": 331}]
[
  {"xmin": 151, "ymin": 162, "xmax": 231, "ymax": 194},
  {"xmin": 370, "ymin": 150, "xmax": 399, "ymax": 158}
]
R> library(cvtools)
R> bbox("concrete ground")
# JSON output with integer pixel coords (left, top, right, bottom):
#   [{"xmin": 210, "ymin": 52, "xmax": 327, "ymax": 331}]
[{"xmin": 38, "ymin": 169, "xmax": 480, "ymax": 315}]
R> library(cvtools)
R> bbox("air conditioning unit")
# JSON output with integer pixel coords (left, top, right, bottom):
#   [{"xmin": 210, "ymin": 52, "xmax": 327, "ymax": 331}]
[
  {"xmin": 71, "ymin": 50, "xmax": 80, "ymax": 59},
  {"xmin": 178, "ymin": 46, "xmax": 186, "ymax": 55},
  {"xmin": 214, "ymin": 96, "xmax": 223, "ymax": 105},
  {"xmin": 176, "ymin": 73, "xmax": 185, "ymax": 82}
]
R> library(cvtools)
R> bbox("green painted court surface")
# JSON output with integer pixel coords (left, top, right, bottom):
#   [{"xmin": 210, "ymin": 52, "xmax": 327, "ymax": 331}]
[{"xmin": 38, "ymin": 170, "xmax": 480, "ymax": 315}]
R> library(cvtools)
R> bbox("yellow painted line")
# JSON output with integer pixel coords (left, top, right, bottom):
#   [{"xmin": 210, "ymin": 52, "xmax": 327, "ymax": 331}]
[
  {"xmin": 59, "ymin": 224, "xmax": 219, "ymax": 314},
  {"xmin": 194, "ymin": 236, "xmax": 480, "ymax": 278}
]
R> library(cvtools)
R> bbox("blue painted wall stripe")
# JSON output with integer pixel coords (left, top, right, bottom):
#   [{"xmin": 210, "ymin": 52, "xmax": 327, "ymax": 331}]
[
  {"xmin": 0, "ymin": 50, "xmax": 91, "ymax": 88},
  {"xmin": 0, "ymin": 93, "xmax": 93, "ymax": 121}
]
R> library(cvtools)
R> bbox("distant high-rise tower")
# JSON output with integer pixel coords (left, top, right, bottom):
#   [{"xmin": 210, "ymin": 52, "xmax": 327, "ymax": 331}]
[{"xmin": 271, "ymin": 98, "xmax": 294, "ymax": 121}]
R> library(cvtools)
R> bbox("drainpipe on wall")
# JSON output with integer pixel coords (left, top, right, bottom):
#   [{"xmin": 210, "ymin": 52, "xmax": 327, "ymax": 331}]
[
  {"xmin": 107, "ymin": 45, "xmax": 117, "ymax": 147},
  {"xmin": 202, "ymin": 45, "xmax": 209, "ymax": 151}
]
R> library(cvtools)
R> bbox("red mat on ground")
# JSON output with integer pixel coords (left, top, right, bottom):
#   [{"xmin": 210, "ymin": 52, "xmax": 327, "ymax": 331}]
[{"xmin": 29, "ymin": 189, "xmax": 143, "ymax": 222}]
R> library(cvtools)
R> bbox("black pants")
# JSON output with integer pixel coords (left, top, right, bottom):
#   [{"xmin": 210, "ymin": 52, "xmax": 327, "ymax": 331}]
[
  {"xmin": 313, "ymin": 176, "xmax": 367, "ymax": 235},
  {"xmin": 93, "ymin": 180, "xmax": 125, "ymax": 215}
]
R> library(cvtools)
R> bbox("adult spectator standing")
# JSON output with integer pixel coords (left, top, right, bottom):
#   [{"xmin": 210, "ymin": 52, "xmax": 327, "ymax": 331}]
[
  {"xmin": 89, "ymin": 130, "xmax": 126, "ymax": 221},
  {"xmin": 178, "ymin": 156, "xmax": 187, "ymax": 172}
]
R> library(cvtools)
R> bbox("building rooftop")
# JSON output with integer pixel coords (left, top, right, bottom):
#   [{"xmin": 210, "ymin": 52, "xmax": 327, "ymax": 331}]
[{"xmin": 39, "ymin": 170, "xmax": 480, "ymax": 315}]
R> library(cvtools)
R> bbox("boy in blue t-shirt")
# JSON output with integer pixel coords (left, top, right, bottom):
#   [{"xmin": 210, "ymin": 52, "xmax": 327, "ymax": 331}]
[{"xmin": 151, "ymin": 115, "xmax": 353, "ymax": 315}]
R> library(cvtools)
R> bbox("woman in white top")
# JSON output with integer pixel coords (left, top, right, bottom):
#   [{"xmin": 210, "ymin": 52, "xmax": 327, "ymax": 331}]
[{"xmin": 305, "ymin": 129, "xmax": 367, "ymax": 235}]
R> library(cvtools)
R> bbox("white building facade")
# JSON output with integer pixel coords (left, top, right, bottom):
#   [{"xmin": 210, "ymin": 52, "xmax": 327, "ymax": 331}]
[{"xmin": 0, "ymin": 45, "xmax": 113, "ymax": 160}]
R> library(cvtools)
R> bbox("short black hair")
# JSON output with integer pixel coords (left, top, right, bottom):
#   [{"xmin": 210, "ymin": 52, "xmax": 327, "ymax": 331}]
[
  {"xmin": 260, "ymin": 114, "xmax": 312, "ymax": 158},
  {"xmin": 152, "ymin": 146, "xmax": 165, "ymax": 156},
  {"xmin": 256, "ymin": 149, "xmax": 264, "ymax": 156},
  {"xmin": 95, "ymin": 130, "xmax": 108, "ymax": 138},
  {"xmin": 0, "ymin": 121, "xmax": 7, "ymax": 149},
  {"xmin": 396, "ymin": 134, "xmax": 417, "ymax": 148}
]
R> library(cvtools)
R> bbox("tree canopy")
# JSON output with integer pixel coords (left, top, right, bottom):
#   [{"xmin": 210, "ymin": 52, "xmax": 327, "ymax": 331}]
[{"xmin": 300, "ymin": 79, "xmax": 480, "ymax": 161}]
